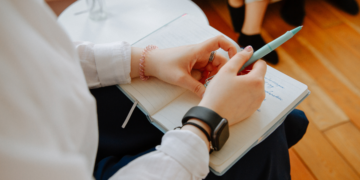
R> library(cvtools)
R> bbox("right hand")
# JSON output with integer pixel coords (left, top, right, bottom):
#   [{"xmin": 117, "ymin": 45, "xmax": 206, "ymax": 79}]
[{"xmin": 198, "ymin": 46, "xmax": 267, "ymax": 126}]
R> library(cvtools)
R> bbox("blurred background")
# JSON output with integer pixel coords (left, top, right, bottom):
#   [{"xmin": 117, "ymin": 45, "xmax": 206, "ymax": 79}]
[{"xmin": 46, "ymin": 0, "xmax": 360, "ymax": 179}]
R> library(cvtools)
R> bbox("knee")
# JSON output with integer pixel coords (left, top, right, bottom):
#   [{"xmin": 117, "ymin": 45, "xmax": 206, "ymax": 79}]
[{"xmin": 288, "ymin": 109, "xmax": 309, "ymax": 127}]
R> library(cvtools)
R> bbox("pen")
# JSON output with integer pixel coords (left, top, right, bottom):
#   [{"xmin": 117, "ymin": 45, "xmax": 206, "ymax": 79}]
[{"xmin": 238, "ymin": 26, "xmax": 303, "ymax": 73}]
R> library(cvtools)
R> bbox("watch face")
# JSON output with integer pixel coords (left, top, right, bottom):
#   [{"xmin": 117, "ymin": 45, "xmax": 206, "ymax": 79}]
[{"xmin": 213, "ymin": 119, "xmax": 230, "ymax": 151}]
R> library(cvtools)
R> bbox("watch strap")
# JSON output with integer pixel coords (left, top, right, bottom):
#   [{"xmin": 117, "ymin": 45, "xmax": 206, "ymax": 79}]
[
  {"xmin": 183, "ymin": 122, "xmax": 211, "ymax": 142},
  {"xmin": 182, "ymin": 106, "xmax": 223, "ymax": 134}
]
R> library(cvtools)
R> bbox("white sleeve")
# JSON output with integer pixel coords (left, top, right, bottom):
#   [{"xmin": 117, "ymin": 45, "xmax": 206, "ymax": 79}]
[
  {"xmin": 109, "ymin": 130, "xmax": 210, "ymax": 180},
  {"xmin": 74, "ymin": 41, "xmax": 132, "ymax": 88}
]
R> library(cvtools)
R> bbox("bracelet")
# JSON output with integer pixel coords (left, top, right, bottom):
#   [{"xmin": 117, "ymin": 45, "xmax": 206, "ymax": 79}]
[
  {"xmin": 139, "ymin": 45, "xmax": 158, "ymax": 81},
  {"xmin": 182, "ymin": 122, "xmax": 211, "ymax": 142}
]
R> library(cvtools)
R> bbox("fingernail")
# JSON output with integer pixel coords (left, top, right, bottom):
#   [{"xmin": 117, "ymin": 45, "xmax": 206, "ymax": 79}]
[{"xmin": 245, "ymin": 45, "xmax": 253, "ymax": 52}]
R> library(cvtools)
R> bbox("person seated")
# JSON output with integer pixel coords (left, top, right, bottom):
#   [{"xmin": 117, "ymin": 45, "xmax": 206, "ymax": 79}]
[
  {"xmin": 0, "ymin": 0, "xmax": 308, "ymax": 179},
  {"xmin": 228, "ymin": 0, "xmax": 279, "ymax": 65},
  {"xmin": 281, "ymin": 0, "xmax": 359, "ymax": 27}
]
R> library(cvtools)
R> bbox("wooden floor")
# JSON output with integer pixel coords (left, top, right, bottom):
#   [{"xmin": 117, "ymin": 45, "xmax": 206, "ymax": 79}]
[
  {"xmin": 192, "ymin": 0, "xmax": 360, "ymax": 179},
  {"xmin": 47, "ymin": 0, "xmax": 360, "ymax": 179}
]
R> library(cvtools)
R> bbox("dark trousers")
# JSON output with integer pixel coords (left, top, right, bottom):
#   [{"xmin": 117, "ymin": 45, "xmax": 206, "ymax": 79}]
[{"xmin": 91, "ymin": 86, "xmax": 308, "ymax": 180}]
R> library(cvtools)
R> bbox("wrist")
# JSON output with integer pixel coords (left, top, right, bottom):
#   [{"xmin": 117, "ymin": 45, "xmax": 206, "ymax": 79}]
[
  {"xmin": 182, "ymin": 106, "xmax": 230, "ymax": 151},
  {"xmin": 181, "ymin": 118, "xmax": 211, "ymax": 150},
  {"xmin": 144, "ymin": 48, "xmax": 160, "ymax": 77},
  {"xmin": 130, "ymin": 47, "xmax": 142, "ymax": 78},
  {"xmin": 130, "ymin": 46, "xmax": 159, "ymax": 79},
  {"xmin": 198, "ymin": 101, "xmax": 222, "ymax": 118}
]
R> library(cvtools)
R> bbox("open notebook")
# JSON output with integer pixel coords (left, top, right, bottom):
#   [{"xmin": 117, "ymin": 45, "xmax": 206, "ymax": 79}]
[{"xmin": 117, "ymin": 14, "xmax": 310, "ymax": 175}]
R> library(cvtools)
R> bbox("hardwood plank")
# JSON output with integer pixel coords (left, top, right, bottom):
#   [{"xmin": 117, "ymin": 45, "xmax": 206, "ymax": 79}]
[
  {"xmin": 324, "ymin": 122, "xmax": 360, "ymax": 176},
  {"xmin": 325, "ymin": 23, "xmax": 360, "ymax": 59},
  {"xmin": 296, "ymin": 36, "xmax": 360, "ymax": 98},
  {"xmin": 299, "ymin": 18, "xmax": 360, "ymax": 91},
  {"xmin": 263, "ymin": 5, "xmax": 360, "ymax": 130},
  {"xmin": 261, "ymin": 30, "xmax": 349, "ymax": 131},
  {"xmin": 193, "ymin": 0, "xmax": 238, "ymax": 41},
  {"xmin": 317, "ymin": 0, "xmax": 360, "ymax": 34},
  {"xmin": 289, "ymin": 148, "xmax": 317, "ymax": 180},
  {"xmin": 263, "ymin": 8, "xmax": 360, "ymax": 94},
  {"xmin": 293, "ymin": 119, "xmax": 359, "ymax": 179},
  {"xmin": 305, "ymin": 0, "xmax": 343, "ymax": 29},
  {"xmin": 207, "ymin": 0, "xmax": 233, "ymax": 30}
]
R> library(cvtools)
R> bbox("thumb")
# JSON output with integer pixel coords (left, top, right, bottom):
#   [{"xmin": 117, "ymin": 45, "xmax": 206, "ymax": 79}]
[
  {"xmin": 225, "ymin": 45, "xmax": 253, "ymax": 73},
  {"xmin": 179, "ymin": 74, "xmax": 206, "ymax": 98}
]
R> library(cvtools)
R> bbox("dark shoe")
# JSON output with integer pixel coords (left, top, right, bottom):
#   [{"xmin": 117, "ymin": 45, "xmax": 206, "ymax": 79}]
[
  {"xmin": 280, "ymin": 0, "xmax": 305, "ymax": 26},
  {"xmin": 238, "ymin": 32, "xmax": 279, "ymax": 64},
  {"xmin": 228, "ymin": 2, "xmax": 245, "ymax": 33},
  {"xmin": 326, "ymin": 0, "xmax": 359, "ymax": 15}
]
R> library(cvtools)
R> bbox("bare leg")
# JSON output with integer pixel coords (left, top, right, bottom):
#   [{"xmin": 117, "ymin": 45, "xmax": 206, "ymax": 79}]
[
  {"xmin": 241, "ymin": 0, "xmax": 269, "ymax": 35},
  {"xmin": 238, "ymin": 0, "xmax": 278, "ymax": 64},
  {"xmin": 228, "ymin": 0, "xmax": 244, "ymax": 8}
]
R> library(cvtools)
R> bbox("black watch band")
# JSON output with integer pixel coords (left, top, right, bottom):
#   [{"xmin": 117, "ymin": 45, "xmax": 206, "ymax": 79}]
[
  {"xmin": 182, "ymin": 106, "xmax": 229, "ymax": 151},
  {"xmin": 182, "ymin": 106, "xmax": 223, "ymax": 134}
]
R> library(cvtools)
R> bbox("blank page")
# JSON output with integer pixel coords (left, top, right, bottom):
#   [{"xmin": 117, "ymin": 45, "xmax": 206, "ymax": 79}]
[
  {"xmin": 120, "ymin": 78, "xmax": 186, "ymax": 115},
  {"xmin": 132, "ymin": 14, "xmax": 241, "ymax": 60},
  {"xmin": 152, "ymin": 91, "xmax": 200, "ymax": 130}
]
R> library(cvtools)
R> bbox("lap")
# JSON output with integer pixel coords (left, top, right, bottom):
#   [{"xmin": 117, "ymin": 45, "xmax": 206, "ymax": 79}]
[{"xmin": 91, "ymin": 86, "xmax": 308, "ymax": 180}]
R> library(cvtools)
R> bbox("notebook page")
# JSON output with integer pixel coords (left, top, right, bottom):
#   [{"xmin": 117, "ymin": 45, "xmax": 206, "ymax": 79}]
[
  {"xmin": 210, "ymin": 66, "xmax": 308, "ymax": 170},
  {"xmin": 152, "ymin": 91, "xmax": 200, "ymax": 130},
  {"xmin": 132, "ymin": 14, "xmax": 241, "ymax": 59},
  {"xmin": 120, "ymin": 78, "xmax": 186, "ymax": 115},
  {"xmin": 120, "ymin": 15, "xmax": 240, "ymax": 116},
  {"xmin": 152, "ymin": 66, "xmax": 308, "ymax": 172}
]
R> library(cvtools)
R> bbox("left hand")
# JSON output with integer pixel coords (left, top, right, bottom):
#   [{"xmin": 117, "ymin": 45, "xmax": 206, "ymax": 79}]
[{"xmin": 145, "ymin": 35, "xmax": 237, "ymax": 97}]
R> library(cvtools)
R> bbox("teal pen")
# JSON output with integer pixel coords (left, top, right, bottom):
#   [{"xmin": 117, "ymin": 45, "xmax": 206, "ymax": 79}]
[{"xmin": 238, "ymin": 26, "xmax": 303, "ymax": 73}]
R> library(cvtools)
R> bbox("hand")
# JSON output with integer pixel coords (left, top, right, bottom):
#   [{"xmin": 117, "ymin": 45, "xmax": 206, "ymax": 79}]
[
  {"xmin": 144, "ymin": 35, "xmax": 237, "ymax": 97},
  {"xmin": 199, "ymin": 46, "xmax": 267, "ymax": 126}
]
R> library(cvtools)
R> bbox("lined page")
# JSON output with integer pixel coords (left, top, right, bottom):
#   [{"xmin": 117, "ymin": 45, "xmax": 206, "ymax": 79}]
[
  {"xmin": 210, "ymin": 66, "xmax": 308, "ymax": 172},
  {"xmin": 152, "ymin": 66, "xmax": 308, "ymax": 172},
  {"xmin": 119, "ymin": 15, "xmax": 240, "ymax": 115},
  {"xmin": 152, "ymin": 91, "xmax": 200, "ymax": 130},
  {"xmin": 120, "ymin": 78, "xmax": 186, "ymax": 115}
]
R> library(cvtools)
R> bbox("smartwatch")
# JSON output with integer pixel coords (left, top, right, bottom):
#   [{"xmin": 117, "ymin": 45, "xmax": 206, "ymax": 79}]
[{"xmin": 182, "ymin": 106, "xmax": 229, "ymax": 151}]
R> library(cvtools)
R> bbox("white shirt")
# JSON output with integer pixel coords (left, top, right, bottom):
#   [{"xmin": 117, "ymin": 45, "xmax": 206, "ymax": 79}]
[{"xmin": 0, "ymin": 0, "xmax": 209, "ymax": 179}]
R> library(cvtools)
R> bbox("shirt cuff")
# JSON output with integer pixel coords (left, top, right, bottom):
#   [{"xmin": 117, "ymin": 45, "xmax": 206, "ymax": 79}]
[
  {"xmin": 156, "ymin": 130, "xmax": 209, "ymax": 178},
  {"xmin": 93, "ymin": 41, "xmax": 131, "ymax": 86}
]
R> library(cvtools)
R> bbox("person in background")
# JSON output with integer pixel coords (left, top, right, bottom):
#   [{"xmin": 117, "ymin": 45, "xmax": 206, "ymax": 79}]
[
  {"xmin": 228, "ymin": 0, "xmax": 279, "ymax": 65},
  {"xmin": 281, "ymin": 0, "xmax": 359, "ymax": 27},
  {"xmin": 228, "ymin": 0, "xmax": 359, "ymax": 65}
]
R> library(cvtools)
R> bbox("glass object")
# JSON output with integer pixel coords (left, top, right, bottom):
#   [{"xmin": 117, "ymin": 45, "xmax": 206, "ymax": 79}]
[{"xmin": 86, "ymin": 0, "xmax": 107, "ymax": 21}]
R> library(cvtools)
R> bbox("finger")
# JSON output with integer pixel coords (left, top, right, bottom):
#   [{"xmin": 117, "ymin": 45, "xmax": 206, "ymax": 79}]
[
  {"xmin": 247, "ymin": 59, "xmax": 267, "ymax": 78},
  {"xmin": 237, "ymin": 63, "xmax": 254, "ymax": 76},
  {"xmin": 206, "ymin": 64, "xmax": 213, "ymax": 72},
  {"xmin": 208, "ymin": 53, "xmax": 227, "ymax": 77},
  {"xmin": 199, "ymin": 35, "xmax": 237, "ymax": 58},
  {"xmin": 179, "ymin": 75, "xmax": 206, "ymax": 97},
  {"xmin": 191, "ymin": 69, "xmax": 202, "ymax": 81},
  {"xmin": 200, "ymin": 70, "xmax": 209, "ymax": 84},
  {"xmin": 211, "ymin": 53, "xmax": 228, "ymax": 69},
  {"xmin": 224, "ymin": 45, "xmax": 253, "ymax": 74}
]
